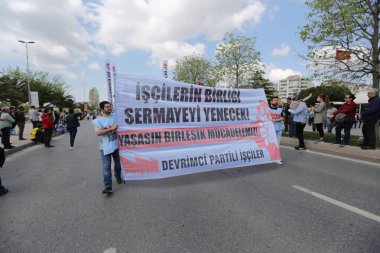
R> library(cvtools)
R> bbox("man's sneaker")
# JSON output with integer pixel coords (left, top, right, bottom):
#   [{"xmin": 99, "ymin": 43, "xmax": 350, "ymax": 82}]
[
  {"xmin": 116, "ymin": 176, "xmax": 123, "ymax": 184},
  {"xmin": 102, "ymin": 187, "xmax": 113, "ymax": 194},
  {"xmin": 294, "ymin": 146, "xmax": 305, "ymax": 150},
  {"xmin": 276, "ymin": 161, "xmax": 283, "ymax": 165},
  {"xmin": 339, "ymin": 144, "xmax": 345, "ymax": 147},
  {"xmin": 69, "ymin": 146, "xmax": 76, "ymax": 150},
  {"xmin": 0, "ymin": 188, "xmax": 9, "ymax": 197}
]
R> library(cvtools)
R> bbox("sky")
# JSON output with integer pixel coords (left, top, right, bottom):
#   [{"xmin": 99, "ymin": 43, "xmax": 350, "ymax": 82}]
[{"xmin": 0, "ymin": 0, "xmax": 310, "ymax": 102}]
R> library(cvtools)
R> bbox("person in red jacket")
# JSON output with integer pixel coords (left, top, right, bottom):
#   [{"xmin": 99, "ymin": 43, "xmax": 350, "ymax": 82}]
[
  {"xmin": 330, "ymin": 94, "xmax": 357, "ymax": 147},
  {"xmin": 41, "ymin": 108, "xmax": 55, "ymax": 148}
]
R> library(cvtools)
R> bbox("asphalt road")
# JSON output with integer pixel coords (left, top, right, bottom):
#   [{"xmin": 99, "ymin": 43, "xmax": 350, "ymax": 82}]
[{"xmin": 1, "ymin": 120, "xmax": 379, "ymax": 253}]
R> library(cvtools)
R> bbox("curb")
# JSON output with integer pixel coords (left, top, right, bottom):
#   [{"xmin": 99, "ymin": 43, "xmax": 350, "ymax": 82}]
[
  {"xmin": 4, "ymin": 133, "xmax": 62, "ymax": 156},
  {"xmin": 281, "ymin": 137, "xmax": 380, "ymax": 164},
  {"xmin": 4, "ymin": 142, "xmax": 36, "ymax": 156}
]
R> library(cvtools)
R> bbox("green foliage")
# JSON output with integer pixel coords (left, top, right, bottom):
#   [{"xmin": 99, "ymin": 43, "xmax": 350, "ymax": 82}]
[
  {"xmin": 173, "ymin": 54, "xmax": 216, "ymax": 87},
  {"xmin": 215, "ymin": 32, "xmax": 261, "ymax": 88},
  {"xmin": 243, "ymin": 69, "xmax": 275, "ymax": 97},
  {"xmin": 298, "ymin": 82, "xmax": 351, "ymax": 106},
  {"xmin": 300, "ymin": 0, "xmax": 379, "ymax": 89},
  {"xmin": 0, "ymin": 67, "xmax": 74, "ymax": 107}
]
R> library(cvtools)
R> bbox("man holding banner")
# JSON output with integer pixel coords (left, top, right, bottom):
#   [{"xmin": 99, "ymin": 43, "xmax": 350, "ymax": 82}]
[
  {"xmin": 114, "ymin": 75, "xmax": 282, "ymax": 180},
  {"xmin": 92, "ymin": 101, "xmax": 123, "ymax": 194}
]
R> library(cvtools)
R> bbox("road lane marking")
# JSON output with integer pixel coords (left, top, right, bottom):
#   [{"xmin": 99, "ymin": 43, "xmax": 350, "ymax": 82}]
[
  {"xmin": 103, "ymin": 248, "xmax": 117, "ymax": 253},
  {"xmin": 292, "ymin": 185, "xmax": 380, "ymax": 223}
]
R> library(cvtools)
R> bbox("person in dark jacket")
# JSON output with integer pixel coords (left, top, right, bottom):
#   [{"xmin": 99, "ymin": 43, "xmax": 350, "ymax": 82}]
[
  {"xmin": 360, "ymin": 89, "xmax": 380, "ymax": 150},
  {"xmin": 331, "ymin": 94, "xmax": 357, "ymax": 147},
  {"xmin": 15, "ymin": 106, "xmax": 26, "ymax": 140},
  {"xmin": 41, "ymin": 108, "xmax": 55, "ymax": 147},
  {"xmin": 65, "ymin": 108, "xmax": 80, "ymax": 149}
]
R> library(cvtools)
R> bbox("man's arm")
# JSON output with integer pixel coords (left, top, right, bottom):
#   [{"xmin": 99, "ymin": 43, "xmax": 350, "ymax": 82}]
[{"xmin": 95, "ymin": 124, "xmax": 118, "ymax": 136}]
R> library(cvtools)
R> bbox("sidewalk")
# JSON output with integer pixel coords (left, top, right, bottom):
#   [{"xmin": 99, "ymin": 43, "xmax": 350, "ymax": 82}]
[
  {"xmin": 4, "ymin": 122, "xmax": 380, "ymax": 164},
  {"xmin": 4, "ymin": 122, "xmax": 36, "ymax": 155},
  {"xmin": 281, "ymin": 137, "xmax": 380, "ymax": 163}
]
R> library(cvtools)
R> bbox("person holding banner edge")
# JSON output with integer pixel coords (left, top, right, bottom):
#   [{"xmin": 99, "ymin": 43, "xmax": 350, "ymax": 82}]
[
  {"xmin": 92, "ymin": 101, "xmax": 123, "ymax": 194},
  {"xmin": 269, "ymin": 96, "xmax": 284, "ymax": 164}
]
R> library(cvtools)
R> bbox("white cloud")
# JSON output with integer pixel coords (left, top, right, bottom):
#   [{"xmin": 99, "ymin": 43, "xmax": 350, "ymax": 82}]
[
  {"xmin": 264, "ymin": 63, "xmax": 302, "ymax": 82},
  {"xmin": 87, "ymin": 0, "xmax": 267, "ymax": 64},
  {"xmin": 88, "ymin": 62, "xmax": 101, "ymax": 71},
  {"xmin": 0, "ymin": 0, "xmax": 97, "ymax": 79},
  {"xmin": 0, "ymin": 0, "xmax": 270, "ymax": 100},
  {"xmin": 0, "ymin": 0, "xmax": 268, "ymax": 77},
  {"xmin": 271, "ymin": 43, "xmax": 290, "ymax": 57}
]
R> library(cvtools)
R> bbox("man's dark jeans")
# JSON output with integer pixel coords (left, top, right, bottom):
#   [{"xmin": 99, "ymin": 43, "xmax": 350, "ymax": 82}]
[
  {"xmin": 1, "ymin": 127, "xmax": 11, "ymax": 147},
  {"xmin": 18, "ymin": 122, "xmax": 25, "ymax": 140},
  {"xmin": 335, "ymin": 120, "xmax": 354, "ymax": 145},
  {"xmin": 362, "ymin": 120, "xmax": 377, "ymax": 148},
  {"xmin": 68, "ymin": 127, "xmax": 77, "ymax": 147},
  {"xmin": 100, "ymin": 149, "xmax": 122, "ymax": 189},
  {"xmin": 32, "ymin": 121, "xmax": 39, "ymax": 128},
  {"xmin": 44, "ymin": 128, "xmax": 53, "ymax": 146},
  {"xmin": 295, "ymin": 122, "xmax": 306, "ymax": 148}
]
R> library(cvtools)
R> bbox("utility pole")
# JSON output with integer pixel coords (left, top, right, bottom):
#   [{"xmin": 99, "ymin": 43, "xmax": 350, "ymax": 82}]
[{"xmin": 18, "ymin": 40, "xmax": 35, "ymax": 104}]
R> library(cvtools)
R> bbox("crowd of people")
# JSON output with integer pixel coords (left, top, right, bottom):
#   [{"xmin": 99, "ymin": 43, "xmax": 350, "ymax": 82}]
[
  {"xmin": 278, "ymin": 88, "xmax": 380, "ymax": 151},
  {"xmin": 0, "ymin": 105, "xmax": 84, "ymax": 196},
  {"xmin": 0, "ymin": 88, "xmax": 379, "ymax": 196}
]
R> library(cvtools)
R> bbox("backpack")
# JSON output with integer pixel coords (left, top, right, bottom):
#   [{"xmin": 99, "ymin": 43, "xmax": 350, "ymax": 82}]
[{"xmin": 65, "ymin": 114, "xmax": 80, "ymax": 127}]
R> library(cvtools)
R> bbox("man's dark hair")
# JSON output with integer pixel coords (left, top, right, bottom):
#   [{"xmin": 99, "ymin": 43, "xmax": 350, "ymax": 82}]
[
  {"xmin": 31, "ymin": 106, "xmax": 35, "ymax": 109},
  {"xmin": 347, "ymin": 94, "xmax": 356, "ymax": 100},
  {"xmin": 69, "ymin": 108, "xmax": 74, "ymax": 114},
  {"xmin": 99, "ymin": 101, "xmax": 110, "ymax": 110},
  {"xmin": 271, "ymin": 96, "xmax": 279, "ymax": 101}
]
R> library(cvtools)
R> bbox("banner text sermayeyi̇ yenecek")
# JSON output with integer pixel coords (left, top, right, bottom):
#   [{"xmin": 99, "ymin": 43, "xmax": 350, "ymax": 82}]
[{"xmin": 125, "ymin": 83, "xmax": 250, "ymax": 124}]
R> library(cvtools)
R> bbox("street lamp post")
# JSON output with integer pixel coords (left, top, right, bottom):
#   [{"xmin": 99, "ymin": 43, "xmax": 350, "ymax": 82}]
[{"xmin": 18, "ymin": 40, "xmax": 35, "ymax": 105}]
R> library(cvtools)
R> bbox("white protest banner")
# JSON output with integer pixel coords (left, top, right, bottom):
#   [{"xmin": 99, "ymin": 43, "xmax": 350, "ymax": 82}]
[
  {"xmin": 105, "ymin": 60, "xmax": 113, "ymax": 106},
  {"xmin": 115, "ymin": 75, "xmax": 281, "ymax": 180},
  {"xmin": 30, "ymin": 91, "xmax": 39, "ymax": 107}
]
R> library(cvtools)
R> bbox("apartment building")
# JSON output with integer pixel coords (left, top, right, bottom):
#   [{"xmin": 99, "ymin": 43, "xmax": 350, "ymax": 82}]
[{"xmin": 278, "ymin": 75, "xmax": 314, "ymax": 101}]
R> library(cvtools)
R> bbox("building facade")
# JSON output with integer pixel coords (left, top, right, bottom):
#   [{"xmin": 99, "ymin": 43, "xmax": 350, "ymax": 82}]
[{"xmin": 278, "ymin": 75, "xmax": 314, "ymax": 101}]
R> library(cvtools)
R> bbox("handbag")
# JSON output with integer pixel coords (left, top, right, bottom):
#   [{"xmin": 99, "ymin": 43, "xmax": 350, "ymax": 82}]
[{"xmin": 335, "ymin": 113, "xmax": 347, "ymax": 123}]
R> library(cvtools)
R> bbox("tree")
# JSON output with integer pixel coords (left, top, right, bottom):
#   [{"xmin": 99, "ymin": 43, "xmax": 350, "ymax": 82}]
[
  {"xmin": 241, "ymin": 69, "xmax": 276, "ymax": 97},
  {"xmin": 300, "ymin": 0, "xmax": 379, "ymax": 89},
  {"xmin": 215, "ymin": 32, "xmax": 262, "ymax": 88},
  {"xmin": 173, "ymin": 53, "xmax": 216, "ymax": 86},
  {"xmin": 0, "ymin": 75, "xmax": 24, "ymax": 105},
  {"xmin": 88, "ymin": 87, "xmax": 100, "ymax": 109},
  {"xmin": 298, "ymin": 82, "xmax": 351, "ymax": 106},
  {"xmin": 0, "ymin": 67, "xmax": 74, "ymax": 107}
]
